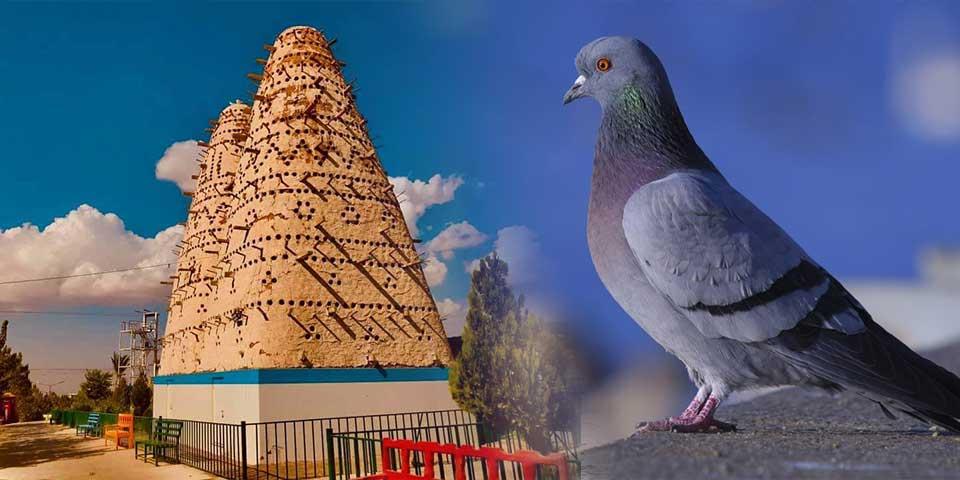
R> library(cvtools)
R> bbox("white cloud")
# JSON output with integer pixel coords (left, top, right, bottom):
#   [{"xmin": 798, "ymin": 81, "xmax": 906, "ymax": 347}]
[
  {"xmin": 890, "ymin": 8, "xmax": 960, "ymax": 143},
  {"xmin": 389, "ymin": 174, "xmax": 463, "ymax": 238},
  {"xmin": 422, "ymin": 253, "xmax": 448, "ymax": 288},
  {"xmin": 0, "ymin": 205, "xmax": 181, "ymax": 308},
  {"xmin": 465, "ymin": 225, "xmax": 544, "ymax": 288},
  {"xmin": 156, "ymin": 140, "xmax": 202, "ymax": 192},
  {"xmin": 425, "ymin": 221, "xmax": 487, "ymax": 260},
  {"xmin": 893, "ymin": 52, "xmax": 960, "ymax": 142},
  {"xmin": 921, "ymin": 246, "xmax": 960, "ymax": 288},
  {"xmin": 436, "ymin": 298, "xmax": 467, "ymax": 336}
]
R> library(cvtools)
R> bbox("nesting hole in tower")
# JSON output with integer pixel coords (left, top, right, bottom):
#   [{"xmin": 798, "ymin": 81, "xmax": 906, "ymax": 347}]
[{"xmin": 339, "ymin": 205, "xmax": 360, "ymax": 225}]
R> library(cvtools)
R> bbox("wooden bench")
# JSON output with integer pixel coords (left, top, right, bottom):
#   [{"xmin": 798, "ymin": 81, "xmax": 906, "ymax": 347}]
[
  {"xmin": 103, "ymin": 413, "xmax": 134, "ymax": 449},
  {"xmin": 76, "ymin": 413, "xmax": 101, "ymax": 438},
  {"xmin": 135, "ymin": 418, "xmax": 182, "ymax": 466}
]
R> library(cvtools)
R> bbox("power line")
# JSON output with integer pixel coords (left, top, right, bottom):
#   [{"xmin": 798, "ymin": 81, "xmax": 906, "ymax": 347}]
[
  {"xmin": 0, "ymin": 310, "xmax": 139, "ymax": 317},
  {"xmin": 0, "ymin": 263, "xmax": 173, "ymax": 286},
  {"xmin": 32, "ymin": 368, "xmax": 100, "ymax": 371}
]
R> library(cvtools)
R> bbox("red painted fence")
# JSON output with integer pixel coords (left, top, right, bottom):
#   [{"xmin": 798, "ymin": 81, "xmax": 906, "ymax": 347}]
[{"xmin": 361, "ymin": 438, "xmax": 569, "ymax": 480}]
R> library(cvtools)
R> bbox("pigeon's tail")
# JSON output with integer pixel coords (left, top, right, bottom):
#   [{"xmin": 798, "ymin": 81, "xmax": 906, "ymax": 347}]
[{"xmin": 771, "ymin": 317, "xmax": 960, "ymax": 432}]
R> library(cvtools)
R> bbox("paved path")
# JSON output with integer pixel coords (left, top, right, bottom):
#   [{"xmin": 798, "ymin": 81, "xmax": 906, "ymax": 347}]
[
  {"xmin": 580, "ymin": 344, "xmax": 960, "ymax": 479},
  {"xmin": 0, "ymin": 422, "xmax": 216, "ymax": 480}
]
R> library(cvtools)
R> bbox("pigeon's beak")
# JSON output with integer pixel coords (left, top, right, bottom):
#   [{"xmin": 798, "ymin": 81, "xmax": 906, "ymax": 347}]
[{"xmin": 563, "ymin": 75, "xmax": 587, "ymax": 105}]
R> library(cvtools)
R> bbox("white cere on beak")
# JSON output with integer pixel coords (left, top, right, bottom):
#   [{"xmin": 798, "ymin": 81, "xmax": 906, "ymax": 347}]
[{"xmin": 574, "ymin": 75, "xmax": 586, "ymax": 87}]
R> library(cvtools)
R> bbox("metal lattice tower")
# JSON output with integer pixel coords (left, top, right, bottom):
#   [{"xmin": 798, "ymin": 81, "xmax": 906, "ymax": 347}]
[{"xmin": 119, "ymin": 310, "xmax": 160, "ymax": 379}]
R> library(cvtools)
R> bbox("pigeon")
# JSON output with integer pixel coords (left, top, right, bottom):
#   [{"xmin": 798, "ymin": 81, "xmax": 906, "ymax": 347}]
[{"xmin": 563, "ymin": 36, "xmax": 960, "ymax": 433}]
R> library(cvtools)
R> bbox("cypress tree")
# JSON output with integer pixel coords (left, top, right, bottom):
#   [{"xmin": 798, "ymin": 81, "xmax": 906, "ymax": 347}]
[
  {"xmin": 449, "ymin": 254, "xmax": 582, "ymax": 453},
  {"xmin": 449, "ymin": 253, "xmax": 521, "ymax": 433}
]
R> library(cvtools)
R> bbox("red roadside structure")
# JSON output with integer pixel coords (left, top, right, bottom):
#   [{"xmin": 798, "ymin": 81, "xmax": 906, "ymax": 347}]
[
  {"xmin": 360, "ymin": 438, "xmax": 570, "ymax": 480},
  {"xmin": 1, "ymin": 393, "xmax": 17, "ymax": 424}
]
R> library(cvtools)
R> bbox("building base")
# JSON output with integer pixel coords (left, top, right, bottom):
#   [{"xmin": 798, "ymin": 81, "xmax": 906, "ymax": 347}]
[{"xmin": 153, "ymin": 367, "xmax": 457, "ymax": 423}]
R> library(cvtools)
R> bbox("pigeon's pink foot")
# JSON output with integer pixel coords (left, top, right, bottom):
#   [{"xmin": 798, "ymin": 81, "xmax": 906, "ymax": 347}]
[
  {"xmin": 634, "ymin": 387, "xmax": 708, "ymax": 431},
  {"xmin": 634, "ymin": 395, "xmax": 736, "ymax": 434},
  {"xmin": 635, "ymin": 417, "xmax": 736, "ymax": 433}
]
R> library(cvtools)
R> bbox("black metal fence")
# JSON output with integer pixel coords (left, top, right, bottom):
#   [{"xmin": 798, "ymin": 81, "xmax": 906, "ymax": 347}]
[
  {"xmin": 244, "ymin": 409, "xmax": 480, "ymax": 479},
  {"xmin": 51, "ymin": 409, "xmax": 579, "ymax": 480},
  {"xmin": 176, "ymin": 417, "xmax": 246, "ymax": 479}
]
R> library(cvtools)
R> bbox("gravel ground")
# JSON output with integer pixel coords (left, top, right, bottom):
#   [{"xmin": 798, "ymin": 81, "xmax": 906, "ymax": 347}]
[
  {"xmin": 0, "ymin": 422, "xmax": 214, "ymax": 480},
  {"xmin": 580, "ymin": 343, "xmax": 960, "ymax": 480}
]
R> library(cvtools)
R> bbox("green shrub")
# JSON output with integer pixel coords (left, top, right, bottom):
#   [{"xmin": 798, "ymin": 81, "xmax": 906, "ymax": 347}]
[{"xmin": 131, "ymin": 373, "xmax": 151, "ymax": 416}]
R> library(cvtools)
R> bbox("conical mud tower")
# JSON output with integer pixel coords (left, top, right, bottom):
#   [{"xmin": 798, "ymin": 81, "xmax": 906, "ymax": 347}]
[
  {"xmin": 159, "ymin": 26, "xmax": 451, "ymax": 374},
  {"xmin": 162, "ymin": 102, "xmax": 252, "ymax": 373}
]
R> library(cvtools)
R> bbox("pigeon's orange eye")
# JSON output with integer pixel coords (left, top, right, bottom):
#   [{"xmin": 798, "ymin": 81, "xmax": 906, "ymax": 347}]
[{"xmin": 596, "ymin": 58, "xmax": 612, "ymax": 72}]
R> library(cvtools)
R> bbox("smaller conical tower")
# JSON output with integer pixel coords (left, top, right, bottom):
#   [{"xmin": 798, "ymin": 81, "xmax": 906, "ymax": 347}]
[{"xmin": 161, "ymin": 102, "xmax": 251, "ymax": 374}]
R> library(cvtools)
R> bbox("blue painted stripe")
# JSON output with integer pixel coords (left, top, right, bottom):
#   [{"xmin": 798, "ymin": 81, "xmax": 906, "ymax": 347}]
[{"xmin": 153, "ymin": 368, "xmax": 449, "ymax": 385}]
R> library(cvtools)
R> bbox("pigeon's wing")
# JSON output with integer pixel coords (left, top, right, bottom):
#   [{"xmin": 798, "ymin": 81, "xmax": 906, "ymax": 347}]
[{"xmin": 622, "ymin": 171, "xmax": 864, "ymax": 342}]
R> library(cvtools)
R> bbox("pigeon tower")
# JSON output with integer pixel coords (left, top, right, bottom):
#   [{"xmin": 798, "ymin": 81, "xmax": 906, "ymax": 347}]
[{"xmin": 158, "ymin": 26, "xmax": 452, "ymax": 375}]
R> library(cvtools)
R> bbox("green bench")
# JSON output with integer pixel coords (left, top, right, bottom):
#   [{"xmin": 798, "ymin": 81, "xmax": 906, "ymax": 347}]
[
  {"xmin": 76, "ymin": 413, "xmax": 101, "ymax": 437},
  {"xmin": 135, "ymin": 418, "xmax": 183, "ymax": 466}
]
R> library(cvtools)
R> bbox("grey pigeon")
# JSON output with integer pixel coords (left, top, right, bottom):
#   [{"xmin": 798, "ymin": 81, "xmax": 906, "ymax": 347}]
[{"xmin": 563, "ymin": 36, "xmax": 960, "ymax": 433}]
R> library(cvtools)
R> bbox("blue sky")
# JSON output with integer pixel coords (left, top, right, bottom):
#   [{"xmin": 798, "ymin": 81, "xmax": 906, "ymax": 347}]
[{"xmin": 2, "ymin": 1, "xmax": 960, "ymax": 389}]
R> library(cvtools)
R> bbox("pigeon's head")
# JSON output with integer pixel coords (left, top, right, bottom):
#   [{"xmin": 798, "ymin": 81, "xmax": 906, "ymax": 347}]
[{"xmin": 563, "ymin": 36, "xmax": 670, "ymax": 109}]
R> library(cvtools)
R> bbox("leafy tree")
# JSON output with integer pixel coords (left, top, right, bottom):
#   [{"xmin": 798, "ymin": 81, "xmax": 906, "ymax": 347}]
[
  {"xmin": 80, "ymin": 369, "xmax": 112, "ymax": 402},
  {"xmin": 506, "ymin": 314, "xmax": 584, "ymax": 453},
  {"xmin": 0, "ymin": 321, "xmax": 74, "ymax": 422},
  {"xmin": 0, "ymin": 320, "xmax": 34, "ymax": 421},
  {"xmin": 110, "ymin": 352, "xmax": 130, "ymax": 387},
  {"xmin": 47, "ymin": 391, "xmax": 73, "ymax": 410},
  {"xmin": 448, "ymin": 255, "xmax": 583, "ymax": 453},
  {"xmin": 131, "ymin": 372, "xmax": 152, "ymax": 416},
  {"xmin": 113, "ymin": 375, "xmax": 132, "ymax": 411},
  {"xmin": 18, "ymin": 385, "xmax": 53, "ymax": 422},
  {"xmin": 71, "ymin": 390, "xmax": 95, "ymax": 412}
]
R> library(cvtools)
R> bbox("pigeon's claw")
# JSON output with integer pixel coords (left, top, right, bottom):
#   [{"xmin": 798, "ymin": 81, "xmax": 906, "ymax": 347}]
[
  {"xmin": 634, "ymin": 419, "xmax": 674, "ymax": 433},
  {"xmin": 670, "ymin": 418, "xmax": 737, "ymax": 433}
]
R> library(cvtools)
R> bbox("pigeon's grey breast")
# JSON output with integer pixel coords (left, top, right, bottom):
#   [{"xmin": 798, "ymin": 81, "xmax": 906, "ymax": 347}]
[
  {"xmin": 621, "ymin": 170, "xmax": 865, "ymax": 342},
  {"xmin": 586, "ymin": 174, "xmax": 711, "ymax": 360},
  {"xmin": 586, "ymin": 167, "xmax": 813, "ymax": 390}
]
